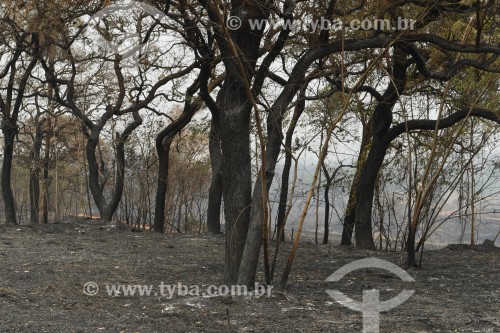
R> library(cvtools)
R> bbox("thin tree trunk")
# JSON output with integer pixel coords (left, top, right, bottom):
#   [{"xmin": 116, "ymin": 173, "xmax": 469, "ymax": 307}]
[
  {"xmin": 152, "ymin": 81, "xmax": 198, "ymax": 233},
  {"xmin": 207, "ymin": 117, "xmax": 222, "ymax": 234},
  {"xmin": 0, "ymin": 56, "xmax": 38, "ymax": 225},
  {"xmin": 29, "ymin": 120, "xmax": 43, "ymax": 224},
  {"xmin": 86, "ymin": 133, "xmax": 107, "ymax": 219},
  {"xmin": 153, "ymin": 139, "xmax": 171, "ymax": 233},
  {"xmin": 315, "ymin": 132, "xmax": 323, "ymax": 245},
  {"xmin": 469, "ymin": 120, "xmax": 476, "ymax": 245},
  {"xmin": 341, "ymin": 191, "xmax": 356, "ymax": 245},
  {"xmin": 2, "ymin": 128, "xmax": 18, "ymax": 225},
  {"xmin": 86, "ymin": 112, "xmax": 142, "ymax": 222},
  {"xmin": 323, "ymin": 180, "xmax": 331, "ymax": 245},
  {"xmin": 42, "ymin": 134, "xmax": 51, "ymax": 224},
  {"xmin": 281, "ymin": 108, "xmax": 344, "ymax": 286},
  {"xmin": 275, "ymin": 94, "xmax": 305, "ymax": 242},
  {"xmin": 104, "ymin": 138, "xmax": 127, "ymax": 220},
  {"xmin": 238, "ymin": 96, "xmax": 285, "ymax": 286},
  {"xmin": 408, "ymin": 185, "xmax": 424, "ymax": 267},
  {"xmin": 322, "ymin": 162, "xmax": 347, "ymax": 245},
  {"xmin": 83, "ymin": 135, "xmax": 92, "ymax": 218},
  {"xmin": 322, "ymin": 165, "xmax": 332, "ymax": 245}
]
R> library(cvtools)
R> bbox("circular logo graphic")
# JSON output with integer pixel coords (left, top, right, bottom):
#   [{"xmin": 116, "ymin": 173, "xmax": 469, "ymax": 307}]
[
  {"xmin": 83, "ymin": 281, "xmax": 99, "ymax": 296},
  {"xmin": 85, "ymin": 1, "xmax": 168, "ymax": 67},
  {"xmin": 326, "ymin": 258, "xmax": 415, "ymax": 333}
]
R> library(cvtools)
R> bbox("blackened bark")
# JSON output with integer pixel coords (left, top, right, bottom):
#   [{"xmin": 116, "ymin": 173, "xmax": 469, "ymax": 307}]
[
  {"xmin": 275, "ymin": 96, "xmax": 305, "ymax": 242},
  {"xmin": 407, "ymin": 223, "xmax": 418, "ymax": 267},
  {"xmin": 352, "ymin": 108, "xmax": 500, "ymax": 250},
  {"xmin": 341, "ymin": 192, "xmax": 356, "ymax": 245},
  {"xmin": 218, "ymin": 77, "xmax": 253, "ymax": 284},
  {"xmin": 207, "ymin": 117, "xmax": 222, "ymax": 234},
  {"xmin": 200, "ymin": 5, "xmax": 412, "ymax": 284},
  {"xmin": 153, "ymin": 137, "xmax": 172, "ymax": 233},
  {"xmin": 208, "ymin": 5, "xmax": 271, "ymax": 284},
  {"xmin": 391, "ymin": 108, "xmax": 500, "ymax": 266},
  {"xmin": 1, "ymin": 128, "xmax": 17, "ymax": 225},
  {"xmin": 0, "ymin": 54, "xmax": 38, "ymax": 225},
  {"xmin": 152, "ymin": 57, "xmax": 213, "ymax": 233},
  {"xmin": 237, "ymin": 104, "xmax": 282, "ymax": 286},
  {"xmin": 341, "ymin": 120, "xmax": 372, "ymax": 245},
  {"xmin": 354, "ymin": 47, "xmax": 408, "ymax": 249},
  {"xmin": 322, "ymin": 163, "xmax": 333, "ymax": 245},
  {"xmin": 40, "ymin": 40, "xmax": 194, "ymax": 226},
  {"xmin": 29, "ymin": 121, "xmax": 43, "ymax": 224},
  {"xmin": 230, "ymin": 8, "xmax": 299, "ymax": 283},
  {"xmin": 322, "ymin": 163, "xmax": 347, "ymax": 245},
  {"xmin": 275, "ymin": 160, "xmax": 291, "ymax": 241},
  {"xmin": 86, "ymin": 133, "xmax": 106, "ymax": 219},
  {"xmin": 103, "ymin": 135, "xmax": 128, "ymax": 220},
  {"xmin": 42, "ymin": 134, "xmax": 51, "ymax": 225},
  {"xmin": 86, "ymin": 112, "xmax": 142, "ymax": 222},
  {"xmin": 152, "ymin": 82, "xmax": 199, "ymax": 233},
  {"xmin": 323, "ymin": 178, "xmax": 331, "ymax": 245},
  {"xmin": 354, "ymin": 135, "xmax": 391, "ymax": 248},
  {"xmin": 234, "ymin": 4, "xmax": 299, "ymax": 282}
]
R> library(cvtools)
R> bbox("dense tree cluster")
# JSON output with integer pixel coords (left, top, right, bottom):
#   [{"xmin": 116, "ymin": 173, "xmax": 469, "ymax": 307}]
[{"xmin": 1, "ymin": 0, "xmax": 499, "ymax": 285}]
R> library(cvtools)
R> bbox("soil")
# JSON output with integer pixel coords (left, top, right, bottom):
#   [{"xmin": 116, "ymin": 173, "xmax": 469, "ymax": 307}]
[{"xmin": 0, "ymin": 219, "xmax": 498, "ymax": 333}]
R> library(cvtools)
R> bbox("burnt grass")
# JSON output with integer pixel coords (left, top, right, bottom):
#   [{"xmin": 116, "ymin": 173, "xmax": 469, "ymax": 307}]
[{"xmin": 0, "ymin": 219, "xmax": 498, "ymax": 333}]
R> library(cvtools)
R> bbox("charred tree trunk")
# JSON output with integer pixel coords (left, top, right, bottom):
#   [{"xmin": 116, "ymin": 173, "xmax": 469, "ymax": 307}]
[
  {"xmin": 352, "ymin": 105, "xmax": 500, "ymax": 252},
  {"xmin": 1, "ymin": 127, "xmax": 18, "ymax": 225},
  {"xmin": 275, "ymin": 94, "xmax": 305, "ymax": 242},
  {"xmin": 103, "ymin": 135, "xmax": 128, "ymax": 221},
  {"xmin": 41, "ymin": 134, "xmax": 51, "ymax": 225},
  {"xmin": 323, "ymin": 177, "xmax": 331, "ymax": 245},
  {"xmin": 152, "ymin": 78, "xmax": 199, "ymax": 233},
  {"xmin": 322, "ymin": 164, "xmax": 333, "ymax": 245},
  {"xmin": 322, "ymin": 163, "xmax": 347, "ymax": 245},
  {"xmin": 29, "ymin": 121, "xmax": 43, "ymax": 224},
  {"xmin": 0, "ymin": 53, "xmax": 37, "ymax": 225},
  {"xmin": 341, "ymin": 191, "xmax": 356, "ymax": 245},
  {"xmin": 86, "ymin": 112, "xmax": 142, "ymax": 222},
  {"xmin": 407, "ymin": 222, "xmax": 418, "ymax": 267},
  {"xmin": 275, "ymin": 157, "xmax": 292, "ymax": 241},
  {"xmin": 354, "ymin": 47, "xmax": 408, "ymax": 249},
  {"xmin": 153, "ymin": 137, "xmax": 172, "ymax": 233},
  {"xmin": 199, "ymin": 0, "xmax": 272, "ymax": 285},
  {"xmin": 218, "ymin": 78, "xmax": 253, "ymax": 284},
  {"xmin": 207, "ymin": 116, "xmax": 223, "ymax": 234},
  {"xmin": 354, "ymin": 135, "xmax": 391, "ymax": 248},
  {"xmin": 341, "ymin": 120, "xmax": 372, "ymax": 245},
  {"xmin": 152, "ymin": 58, "xmax": 213, "ymax": 233},
  {"xmin": 86, "ymin": 132, "xmax": 107, "ymax": 220},
  {"xmin": 237, "ymin": 105, "xmax": 282, "ymax": 286}
]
